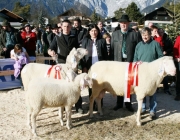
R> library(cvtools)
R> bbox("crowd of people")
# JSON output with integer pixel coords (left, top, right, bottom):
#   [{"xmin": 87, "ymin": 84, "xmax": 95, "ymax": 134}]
[{"xmin": 0, "ymin": 14, "xmax": 180, "ymax": 116}]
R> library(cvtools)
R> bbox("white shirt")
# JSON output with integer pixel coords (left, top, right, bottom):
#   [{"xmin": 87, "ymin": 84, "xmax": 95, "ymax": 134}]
[
  {"xmin": 11, "ymin": 47, "xmax": 27, "ymax": 64},
  {"xmin": 92, "ymin": 40, "xmax": 99, "ymax": 65}
]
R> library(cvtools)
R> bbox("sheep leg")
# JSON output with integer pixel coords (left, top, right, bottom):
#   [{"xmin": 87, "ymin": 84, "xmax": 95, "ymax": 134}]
[
  {"xmin": 27, "ymin": 109, "xmax": 32, "ymax": 129},
  {"xmin": 96, "ymin": 98, "xmax": 103, "ymax": 115},
  {"xmin": 97, "ymin": 91, "xmax": 105, "ymax": 116},
  {"xmin": 89, "ymin": 95, "xmax": 95, "ymax": 118},
  {"xmin": 136, "ymin": 99, "xmax": 143, "ymax": 126},
  {"xmin": 59, "ymin": 107, "xmax": 64, "ymax": 126},
  {"xmin": 31, "ymin": 109, "xmax": 40, "ymax": 137},
  {"xmin": 65, "ymin": 106, "xmax": 72, "ymax": 129}
]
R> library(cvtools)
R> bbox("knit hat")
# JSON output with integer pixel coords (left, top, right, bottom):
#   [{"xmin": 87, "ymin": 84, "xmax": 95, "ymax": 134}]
[
  {"xmin": 46, "ymin": 24, "xmax": 52, "ymax": 28},
  {"xmin": 2, "ymin": 20, "xmax": 10, "ymax": 26},
  {"xmin": 24, "ymin": 23, "xmax": 30, "ymax": 27}
]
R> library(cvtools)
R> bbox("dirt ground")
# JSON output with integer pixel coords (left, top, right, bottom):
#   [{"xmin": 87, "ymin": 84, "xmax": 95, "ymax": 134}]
[{"xmin": 0, "ymin": 86, "xmax": 180, "ymax": 140}]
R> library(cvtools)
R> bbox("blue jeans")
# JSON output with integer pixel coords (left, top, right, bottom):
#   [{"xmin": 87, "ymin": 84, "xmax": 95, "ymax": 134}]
[
  {"xmin": 175, "ymin": 61, "xmax": 180, "ymax": 96},
  {"xmin": 142, "ymin": 92, "xmax": 157, "ymax": 113},
  {"xmin": 36, "ymin": 40, "xmax": 43, "ymax": 53}
]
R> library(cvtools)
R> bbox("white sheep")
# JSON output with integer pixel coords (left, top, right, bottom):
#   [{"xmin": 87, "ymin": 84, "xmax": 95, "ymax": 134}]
[
  {"xmin": 26, "ymin": 73, "xmax": 92, "ymax": 136},
  {"xmin": 88, "ymin": 56, "xmax": 176, "ymax": 126},
  {"xmin": 21, "ymin": 48, "xmax": 88, "ymax": 90}
]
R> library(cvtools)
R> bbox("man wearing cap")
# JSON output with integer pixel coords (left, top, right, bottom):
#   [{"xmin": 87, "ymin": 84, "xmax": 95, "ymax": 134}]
[
  {"xmin": 111, "ymin": 14, "xmax": 142, "ymax": 112},
  {"xmin": 71, "ymin": 17, "xmax": 87, "ymax": 46},
  {"xmin": 47, "ymin": 24, "xmax": 59, "ymax": 45},
  {"xmin": 21, "ymin": 23, "xmax": 37, "ymax": 56},
  {"xmin": 0, "ymin": 20, "xmax": 20, "ymax": 58}
]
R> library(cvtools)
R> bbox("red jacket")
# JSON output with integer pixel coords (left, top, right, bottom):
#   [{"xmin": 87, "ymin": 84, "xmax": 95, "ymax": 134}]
[
  {"xmin": 174, "ymin": 36, "xmax": 180, "ymax": 58},
  {"xmin": 21, "ymin": 31, "xmax": 37, "ymax": 51},
  {"xmin": 154, "ymin": 35, "xmax": 164, "ymax": 47}
]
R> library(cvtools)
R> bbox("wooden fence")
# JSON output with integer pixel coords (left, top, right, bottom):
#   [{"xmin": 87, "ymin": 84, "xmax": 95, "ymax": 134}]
[{"xmin": 0, "ymin": 56, "xmax": 53, "ymax": 76}]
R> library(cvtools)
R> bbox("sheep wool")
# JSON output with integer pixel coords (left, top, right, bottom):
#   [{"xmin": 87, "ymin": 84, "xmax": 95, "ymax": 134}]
[
  {"xmin": 26, "ymin": 73, "xmax": 92, "ymax": 136},
  {"xmin": 21, "ymin": 48, "xmax": 88, "ymax": 91},
  {"xmin": 88, "ymin": 56, "xmax": 176, "ymax": 126}
]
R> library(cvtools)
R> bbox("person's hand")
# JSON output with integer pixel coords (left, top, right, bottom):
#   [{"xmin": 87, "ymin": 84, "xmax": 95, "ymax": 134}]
[
  {"xmin": 48, "ymin": 49, "xmax": 56, "ymax": 57},
  {"xmin": 163, "ymin": 51, "xmax": 167, "ymax": 55},
  {"xmin": 14, "ymin": 57, "xmax": 18, "ymax": 61},
  {"xmin": 3, "ymin": 47, "xmax": 7, "ymax": 51},
  {"xmin": 155, "ymin": 32, "xmax": 160, "ymax": 37},
  {"xmin": 26, "ymin": 35, "xmax": 30, "ymax": 38},
  {"xmin": 26, "ymin": 35, "xmax": 31, "ymax": 41},
  {"xmin": 175, "ymin": 58, "xmax": 180, "ymax": 62},
  {"xmin": 178, "ymin": 58, "xmax": 180, "ymax": 62}
]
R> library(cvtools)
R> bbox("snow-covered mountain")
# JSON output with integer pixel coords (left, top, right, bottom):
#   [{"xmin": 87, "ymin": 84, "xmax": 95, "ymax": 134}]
[{"xmin": 0, "ymin": 0, "xmax": 165, "ymax": 17}]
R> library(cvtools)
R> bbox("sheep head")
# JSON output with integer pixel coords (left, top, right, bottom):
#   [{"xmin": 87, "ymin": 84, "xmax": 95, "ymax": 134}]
[
  {"xmin": 74, "ymin": 48, "xmax": 88, "ymax": 63},
  {"xmin": 66, "ymin": 48, "xmax": 88, "ymax": 70},
  {"xmin": 80, "ymin": 74, "xmax": 93, "ymax": 90},
  {"xmin": 158, "ymin": 56, "xmax": 176, "ymax": 77}
]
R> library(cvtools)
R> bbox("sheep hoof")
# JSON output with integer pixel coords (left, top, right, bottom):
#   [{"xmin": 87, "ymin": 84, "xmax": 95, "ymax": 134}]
[
  {"xmin": 89, "ymin": 114, "xmax": 94, "ymax": 118},
  {"xmin": 60, "ymin": 122, "xmax": 64, "ymax": 126},
  {"xmin": 66, "ymin": 125, "xmax": 72, "ymax": 130},
  {"xmin": 27, "ymin": 124, "xmax": 31, "ymax": 129},
  {"xmin": 137, "ymin": 122, "xmax": 142, "ymax": 126},
  {"xmin": 32, "ymin": 130, "xmax": 37, "ymax": 137}
]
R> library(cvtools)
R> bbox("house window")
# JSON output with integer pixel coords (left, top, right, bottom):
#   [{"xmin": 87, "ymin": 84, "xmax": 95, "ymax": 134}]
[{"xmin": 165, "ymin": 17, "xmax": 167, "ymax": 20}]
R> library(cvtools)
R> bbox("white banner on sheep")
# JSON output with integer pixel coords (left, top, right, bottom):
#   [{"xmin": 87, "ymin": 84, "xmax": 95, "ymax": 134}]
[{"xmin": 0, "ymin": 57, "xmax": 36, "ymax": 90}]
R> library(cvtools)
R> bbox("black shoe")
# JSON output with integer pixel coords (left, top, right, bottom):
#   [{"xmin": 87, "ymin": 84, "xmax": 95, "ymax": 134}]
[
  {"xmin": 113, "ymin": 105, "xmax": 123, "ymax": 111},
  {"xmin": 76, "ymin": 108, "xmax": 84, "ymax": 114},
  {"xmin": 141, "ymin": 110, "xmax": 146, "ymax": 115},
  {"xmin": 174, "ymin": 95, "xmax": 180, "ymax": 101},
  {"xmin": 149, "ymin": 112, "xmax": 156, "ymax": 120},
  {"xmin": 165, "ymin": 91, "xmax": 172, "ymax": 95},
  {"xmin": 126, "ymin": 106, "xmax": 134, "ymax": 112}
]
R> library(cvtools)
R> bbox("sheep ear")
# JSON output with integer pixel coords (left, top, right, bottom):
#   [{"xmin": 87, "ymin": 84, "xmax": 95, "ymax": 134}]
[
  {"xmin": 71, "ymin": 56, "xmax": 77, "ymax": 69},
  {"xmin": 73, "ymin": 50, "xmax": 78, "ymax": 57},
  {"xmin": 158, "ymin": 63, "xmax": 165, "ymax": 76}
]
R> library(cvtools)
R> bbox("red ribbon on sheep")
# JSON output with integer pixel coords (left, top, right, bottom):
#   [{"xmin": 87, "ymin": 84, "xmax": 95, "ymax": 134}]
[
  {"xmin": 46, "ymin": 65, "xmax": 61, "ymax": 79},
  {"xmin": 124, "ymin": 61, "xmax": 142, "ymax": 102}
]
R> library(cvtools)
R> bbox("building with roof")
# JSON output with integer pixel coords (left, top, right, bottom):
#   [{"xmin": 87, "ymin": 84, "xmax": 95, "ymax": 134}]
[
  {"xmin": 57, "ymin": 8, "xmax": 91, "ymax": 25},
  {"xmin": 142, "ymin": 7, "xmax": 174, "ymax": 21},
  {"xmin": 0, "ymin": 8, "xmax": 27, "ymax": 28}
]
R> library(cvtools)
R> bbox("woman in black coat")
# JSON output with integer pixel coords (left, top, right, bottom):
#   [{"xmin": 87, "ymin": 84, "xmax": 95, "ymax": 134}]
[
  {"xmin": 81, "ymin": 24, "xmax": 108, "ymax": 72},
  {"xmin": 80, "ymin": 24, "xmax": 108, "ymax": 109}
]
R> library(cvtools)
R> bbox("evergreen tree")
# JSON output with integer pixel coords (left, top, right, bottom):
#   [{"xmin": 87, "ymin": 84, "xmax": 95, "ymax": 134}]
[
  {"xmin": 114, "ymin": 8, "xmax": 125, "ymax": 20},
  {"xmin": 125, "ymin": 2, "xmax": 143, "ymax": 23},
  {"xmin": 12, "ymin": 2, "xmax": 30, "ymax": 20},
  {"xmin": 90, "ymin": 10, "xmax": 98, "ymax": 23},
  {"xmin": 163, "ymin": 1, "xmax": 180, "ymax": 42},
  {"xmin": 38, "ymin": 10, "xmax": 46, "ymax": 28},
  {"xmin": 30, "ymin": 4, "xmax": 50, "ymax": 25}
]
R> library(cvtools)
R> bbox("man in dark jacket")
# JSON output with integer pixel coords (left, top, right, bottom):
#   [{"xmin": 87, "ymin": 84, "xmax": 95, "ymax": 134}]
[
  {"xmin": 48, "ymin": 20, "xmax": 83, "ymax": 114},
  {"xmin": 0, "ymin": 20, "xmax": 20, "ymax": 58},
  {"xmin": 48, "ymin": 20, "xmax": 79, "ymax": 63},
  {"xmin": 71, "ymin": 17, "xmax": 87, "ymax": 46},
  {"xmin": 111, "ymin": 14, "xmax": 142, "ymax": 112},
  {"xmin": 47, "ymin": 24, "xmax": 59, "ymax": 45},
  {"xmin": 42, "ymin": 24, "xmax": 52, "ymax": 64}
]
